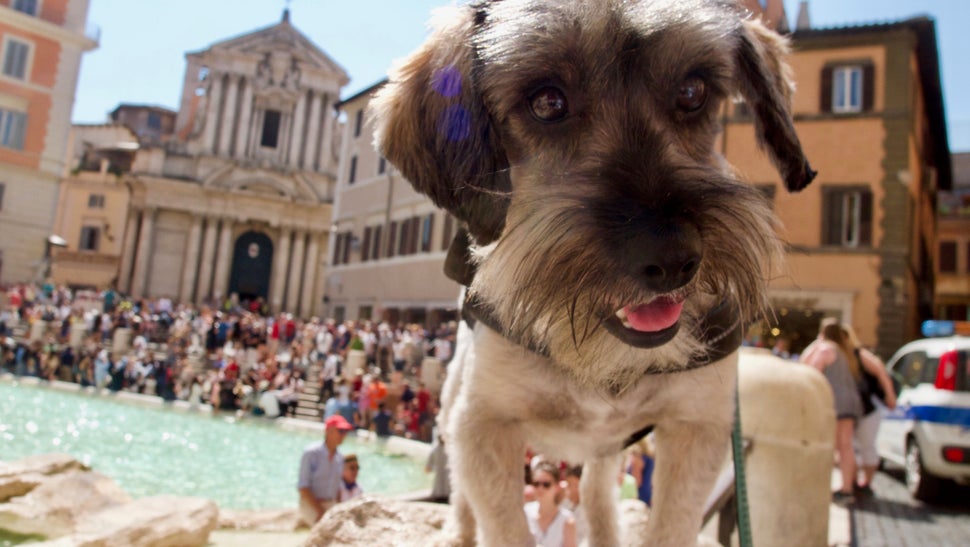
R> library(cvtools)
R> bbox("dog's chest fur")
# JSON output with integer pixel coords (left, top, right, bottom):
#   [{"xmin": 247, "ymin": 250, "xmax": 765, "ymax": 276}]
[{"xmin": 462, "ymin": 325, "xmax": 736, "ymax": 463}]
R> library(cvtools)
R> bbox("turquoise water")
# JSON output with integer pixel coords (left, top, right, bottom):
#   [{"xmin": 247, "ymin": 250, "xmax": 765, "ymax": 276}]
[{"xmin": 0, "ymin": 381, "xmax": 430, "ymax": 510}]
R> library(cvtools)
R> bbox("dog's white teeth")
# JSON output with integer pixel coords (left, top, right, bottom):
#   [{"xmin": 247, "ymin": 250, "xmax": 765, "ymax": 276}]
[{"xmin": 615, "ymin": 308, "xmax": 633, "ymax": 329}]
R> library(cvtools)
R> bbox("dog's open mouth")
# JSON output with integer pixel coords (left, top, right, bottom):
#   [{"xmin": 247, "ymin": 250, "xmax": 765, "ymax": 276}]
[{"xmin": 604, "ymin": 295, "xmax": 684, "ymax": 348}]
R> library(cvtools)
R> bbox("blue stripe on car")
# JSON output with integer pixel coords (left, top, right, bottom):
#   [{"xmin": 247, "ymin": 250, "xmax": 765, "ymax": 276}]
[{"xmin": 884, "ymin": 405, "xmax": 970, "ymax": 428}]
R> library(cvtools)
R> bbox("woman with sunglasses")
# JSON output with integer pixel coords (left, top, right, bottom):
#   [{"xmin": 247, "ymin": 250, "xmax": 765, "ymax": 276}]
[{"xmin": 524, "ymin": 460, "xmax": 577, "ymax": 547}]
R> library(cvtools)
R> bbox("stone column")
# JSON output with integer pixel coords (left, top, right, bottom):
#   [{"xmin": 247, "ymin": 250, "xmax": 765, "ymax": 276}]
[
  {"xmin": 118, "ymin": 212, "xmax": 139, "ymax": 293},
  {"xmin": 217, "ymin": 74, "xmax": 239, "ymax": 157},
  {"xmin": 201, "ymin": 72, "xmax": 223, "ymax": 154},
  {"xmin": 318, "ymin": 94, "xmax": 334, "ymax": 173},
  {"xmin": 302, "ymin": 92, "xmax": 322, "ymax": 171},
  {"xmin": 285, "ymin": 230, "xmax": 306, "ymax": 314},
  {"xmin": 178, "ymin": 214, "xmax": 203, "ymax": 304},
  {"xmin": 130, "ymin": 207, "xmax": 156, "ymax": 298},
  {"xmin": 248, "ymin": 109, "xmax": 264, "ymax": 157},
  {"xmin": 278, "ymin": 112, "xmax": 292, "ymax": 166},
  {"xmin": 287, "ymin": 93, "xmax": 307, "ymax": 168},
  {"xmin": 234, "ymin": 78, "xmax": 253, "ymax": 159},
  {"xmin": 738, "ymin": 352, "xmax": 835, "ymax": 546},
  {"xmin": 211, "ymin": 218, "xmax": 235, "ymax": 304},
  {"xmin": 270, "ymin": 227, "xmax": 292, "ymax": 313},
  {"xmin": 195, "ymin": 217, "xmax": 219, "ymax": 304},
  {"xmin": 300, "ymin": 232, "xmax": 321, "ymax": 317}
]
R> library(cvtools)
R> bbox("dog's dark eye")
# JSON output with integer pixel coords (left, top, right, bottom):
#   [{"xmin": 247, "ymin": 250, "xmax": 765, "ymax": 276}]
[
  {"xmin": 676, "ymin": 76, "xmax": 707, "ymax": 113},
  {"xmin": 528, "ymin": 87, "xmax": 569, "ymax": 123}
]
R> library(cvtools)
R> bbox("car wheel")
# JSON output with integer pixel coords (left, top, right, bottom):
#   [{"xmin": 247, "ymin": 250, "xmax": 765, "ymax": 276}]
[{"xmin": 906, "ymin": 439, "xmax": 942, "ymax": 501}]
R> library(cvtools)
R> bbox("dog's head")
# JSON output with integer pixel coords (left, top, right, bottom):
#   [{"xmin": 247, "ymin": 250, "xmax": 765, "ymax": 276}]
[{"xmin": 373, "ymin": 0, "xmax": 814, "ymax": 387}]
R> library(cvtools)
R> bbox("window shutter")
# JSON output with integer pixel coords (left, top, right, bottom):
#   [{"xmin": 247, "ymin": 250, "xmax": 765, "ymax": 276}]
[
  {"xmin": 858, "ymin": 190, "xmax": 873, "ymax": 246},
  {"xmin": 398, "ymin": 220, "xmax": 409, "ymax": 256},
  {"xmin": 821, "ymin": 189, "xmax": 841, "ymax": 245},
  {"xmin": 820, "ymin": 66, "xmax": 834, "ymax": 113},
  {"xmin": 342, "ymin": 231, "xmax": 351, "ymax": 264},
  {"xmin": 409, "ymin": 216, "xmax": 420, "ymax": 254},
  {"xmin": 422, "ymin": 214, "xmax": 435, "ymax": 252},
  {"xmin": 442, "ymin": 215, "xmax": 454, "ymax": 251},
  {"xmin": 372, "ymin": 225, "xmax": 382, "ymax": 260},
  {"xmin": 333, "ymin": 234, "xmax": 343, "ymax": 265},
  {"xmin": 862, "ymin": 64, "xmax": 875, "ymax": 112},
  {"xmin": 387, "ymin": 221, "xmax": 397, "ymax": 258},
  {"xmin": 361, "ymin": 227, "xmax": 372, "ymax": 262},
  {"xmin": 939, "ymin": 241, "xmax": 957, "ymax": 273}
]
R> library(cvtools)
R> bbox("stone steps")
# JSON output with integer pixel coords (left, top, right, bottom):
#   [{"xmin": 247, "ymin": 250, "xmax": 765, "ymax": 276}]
[{"xmin": 293, "ymin": 363, "xmax": 322, "ymax": 421}]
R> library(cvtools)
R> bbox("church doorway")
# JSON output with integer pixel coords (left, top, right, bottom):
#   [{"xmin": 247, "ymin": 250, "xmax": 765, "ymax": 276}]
[{"xmin": 228, "ymin": 231, "xmax": 273, "ymax": 306}]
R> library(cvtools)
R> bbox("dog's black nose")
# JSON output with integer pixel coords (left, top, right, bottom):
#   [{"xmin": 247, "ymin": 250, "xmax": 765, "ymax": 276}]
[{"xmin": 636, "ymin": 224, "xmax": 702, "ymax": 293}]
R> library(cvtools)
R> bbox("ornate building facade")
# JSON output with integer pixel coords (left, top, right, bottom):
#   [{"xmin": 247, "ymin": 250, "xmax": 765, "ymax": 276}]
[{"xmin": 56, "ymin": 11, "xmax": 347, "ymax": 317}]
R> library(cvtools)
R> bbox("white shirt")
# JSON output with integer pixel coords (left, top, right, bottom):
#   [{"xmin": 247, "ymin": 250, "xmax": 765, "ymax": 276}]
[
  {"xmin": 316, "ymin": 329, "xmax": 334, "ymax": 355},
  {"xmin": 322, "ymin": 354, "xmax": 340, "ymax": 381},
  {"xmin": 524, "ymin": 501, "xmax": 573, "ymax": 547},
  {"xmin": 339, "ymin": 480, "xmax": 363, "ymax": 502}
]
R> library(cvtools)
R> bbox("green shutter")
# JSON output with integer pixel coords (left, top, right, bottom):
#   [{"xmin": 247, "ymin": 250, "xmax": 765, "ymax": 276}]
[
  {"xmin": 820, "ymin": 66, "xmax": 834, "ymax": 113},
  {"xmin": 821, "ymin": 189, "xmax": 841, "ymax": 245},
  {"xmin": 859, "ymin": 190, "xmax": 873, "ymax": 245},
  {"xmin": 862, "ymin": 64, "xmax": 875, "ymax": 112}
]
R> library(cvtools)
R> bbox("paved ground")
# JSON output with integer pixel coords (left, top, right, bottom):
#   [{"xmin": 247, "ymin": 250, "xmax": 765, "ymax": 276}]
[{"xmin": 850, "ymin": 468, "xmax": 970, "ymax": 547}]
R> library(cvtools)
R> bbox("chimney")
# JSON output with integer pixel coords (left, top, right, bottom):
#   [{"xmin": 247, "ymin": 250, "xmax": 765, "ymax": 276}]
[{"xmin": 796, "ymin": 1, "xmax": 811, "ymax": 31}]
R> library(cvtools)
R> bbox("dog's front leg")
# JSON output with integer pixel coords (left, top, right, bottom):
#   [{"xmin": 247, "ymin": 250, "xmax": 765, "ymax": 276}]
[
  {"xmin": 450, "ymin": 410, "xmax": 530, "ymax": 547},
  {"xmin": 644, "ymin": 419, "xmax": 731, "ymax": 546},
  {"xmin": 579, "ymin": 452, "xmax": 624, "ymax": 547},
  {"xmin": 642, "ymin": 358, "xmax": 737, "ymax": 547}
]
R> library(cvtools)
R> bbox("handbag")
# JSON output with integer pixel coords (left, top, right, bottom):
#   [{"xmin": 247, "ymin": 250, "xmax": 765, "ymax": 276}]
[{"xmin": 855, "ymin": 349, "xmax": 886, "ymax": 415}]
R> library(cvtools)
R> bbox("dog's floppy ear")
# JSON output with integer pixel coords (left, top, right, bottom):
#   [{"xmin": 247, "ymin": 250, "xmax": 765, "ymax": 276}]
[
  {"xmin": 736, "ymin": 18, "xmax": 816, "ymax": 192},
  {"xmin": 371, "ymin": 5, "xmax": 510, "ymax": 245}
]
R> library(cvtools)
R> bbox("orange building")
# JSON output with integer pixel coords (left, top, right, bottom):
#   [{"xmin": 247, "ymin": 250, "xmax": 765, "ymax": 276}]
[
  {"xmin": 51, "ymin": 123, "xmax": 139, "ymax": 289},
  {"xmin": 935, "ymin": 152, "xmax": 970, "ymax": 321},
  {"xmin": 724, "ymin": 15, "xmax": 951, "ymax": 357},
  {"xmin": 0, "ymin": 0, "xmax": 97, "ymax": 284}
]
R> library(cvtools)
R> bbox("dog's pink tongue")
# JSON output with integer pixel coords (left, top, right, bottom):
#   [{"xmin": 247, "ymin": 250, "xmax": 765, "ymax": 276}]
[{"xmin": 624, "ymin": 298, "xmax": 683, "ymax": 332}]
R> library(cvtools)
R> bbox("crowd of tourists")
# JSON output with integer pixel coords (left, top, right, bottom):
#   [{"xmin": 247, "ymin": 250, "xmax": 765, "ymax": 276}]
[{"xmin": 0, "ymin": 282, "xmax": 452, "ymax": 444}]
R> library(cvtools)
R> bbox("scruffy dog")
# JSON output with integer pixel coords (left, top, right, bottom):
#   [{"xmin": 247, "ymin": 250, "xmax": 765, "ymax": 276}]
[{"xmin": 373, "ymin": 1, "xmax": 814, "ymax": 545}]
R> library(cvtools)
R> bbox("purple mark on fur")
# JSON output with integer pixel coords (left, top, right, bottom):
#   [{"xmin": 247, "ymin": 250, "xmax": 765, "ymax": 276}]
[
  {"xmin": 432, "ymin": 66, "xmax": 462, "ymax": 97},
  {"xmin": 439, "ymin": 105, "xmax": 471, "ymax": 142}
]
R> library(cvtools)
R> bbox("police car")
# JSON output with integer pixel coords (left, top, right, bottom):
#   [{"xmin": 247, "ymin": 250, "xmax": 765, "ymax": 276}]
[{"xmin": 875, "ymin": 320, "xmax": 970, "ymax": 501}]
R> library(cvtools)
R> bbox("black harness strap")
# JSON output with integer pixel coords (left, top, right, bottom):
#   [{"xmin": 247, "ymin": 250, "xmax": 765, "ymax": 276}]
[{"xmin": 444, "ymin": 228, "xmax": 745, "ymax": 448}]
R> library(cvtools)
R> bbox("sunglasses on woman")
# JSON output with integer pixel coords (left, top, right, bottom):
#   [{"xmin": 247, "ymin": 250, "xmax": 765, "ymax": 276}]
[{"xmin": 531, "ymin": 480, "xmax": 554, "ymax": 489}]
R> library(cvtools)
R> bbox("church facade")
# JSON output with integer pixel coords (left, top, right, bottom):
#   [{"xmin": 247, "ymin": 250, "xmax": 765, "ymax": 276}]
[{"xmin": 58, "ymin": 12, "xmax": 346, "ymax": 318}]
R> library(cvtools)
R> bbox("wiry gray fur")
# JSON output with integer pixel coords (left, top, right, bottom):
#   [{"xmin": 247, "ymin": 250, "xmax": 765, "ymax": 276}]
[{"xmin": 372, "ymin": 1, "xmax": 813, "ymax": 545}]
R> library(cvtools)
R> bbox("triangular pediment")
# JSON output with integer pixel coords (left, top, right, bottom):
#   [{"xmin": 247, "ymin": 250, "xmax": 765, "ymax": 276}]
[
  {"xmin": 203, "ymin": 165, "xmax": 319, "ymax": 203},
  {"xmin": 192, "ymin": 18, "xmax": 348, "ymax": 84}
]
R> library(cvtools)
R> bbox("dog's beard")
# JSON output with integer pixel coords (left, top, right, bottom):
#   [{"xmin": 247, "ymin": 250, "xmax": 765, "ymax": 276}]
[{"xmin": 471, "ymin": 175, "xmax": 781, "ymax": 391}]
